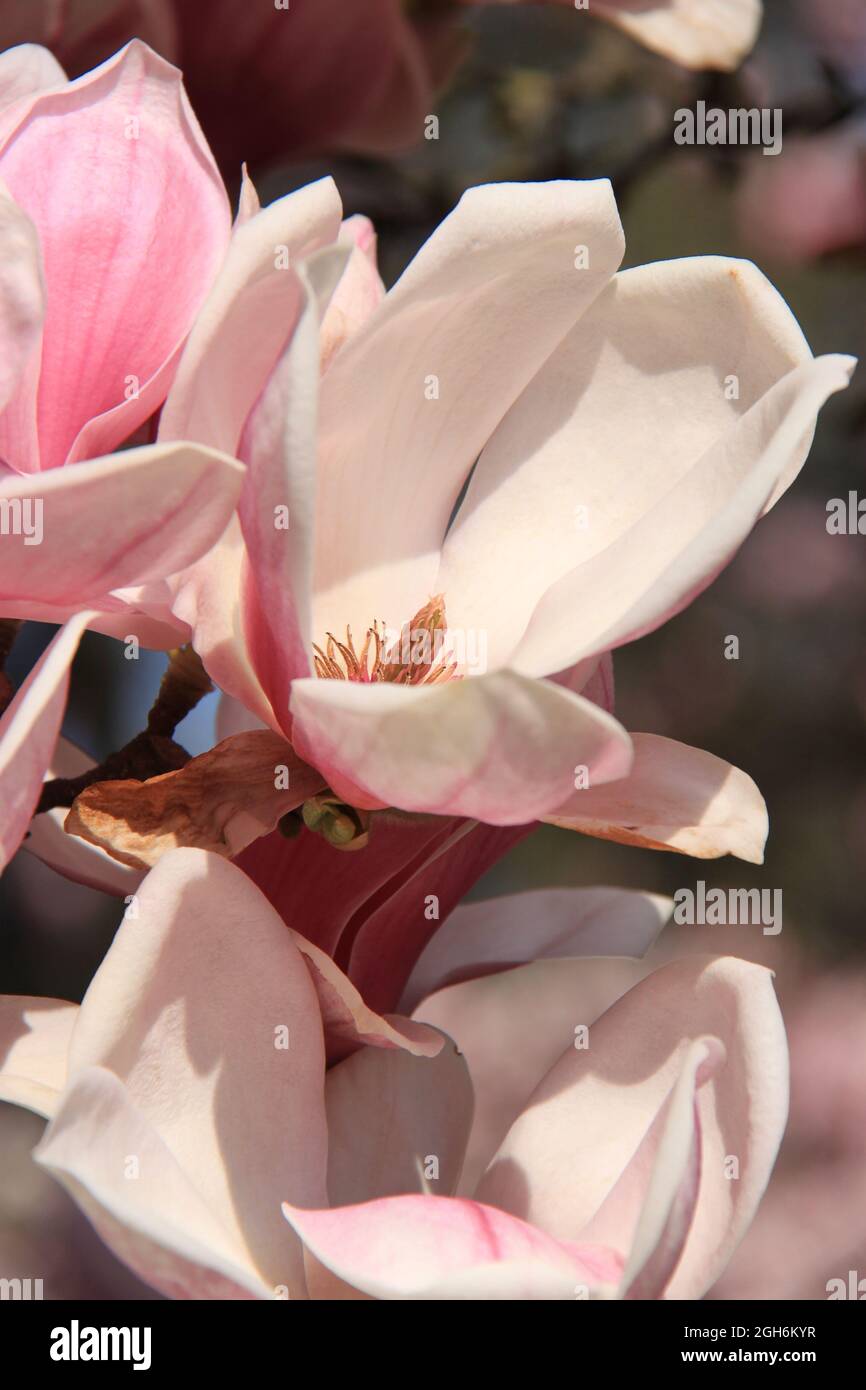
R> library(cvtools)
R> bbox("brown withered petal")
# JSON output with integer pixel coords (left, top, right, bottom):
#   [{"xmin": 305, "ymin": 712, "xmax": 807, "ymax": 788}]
[{"xmin": 64, "ymin": 731, "xmax": 325, "ymax": 870}]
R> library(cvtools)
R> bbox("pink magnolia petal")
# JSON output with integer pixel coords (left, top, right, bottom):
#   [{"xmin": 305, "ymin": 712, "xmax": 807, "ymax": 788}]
[
  {"xmin": 0, "ymin": 994, "xmax": 77, "ymax": 1118},
  {"xmin": 284, "ymin": 1194, "xmax": 623, "ymax": 1300},
  {"xmin": 0, "ymin": 39, "xmax": 230, "ymax": 471},
  {"xmin": 36, "ymin": 1065, "xmax": 273, "ymax": 1299},
  {"xmin": 512, "ymin": 353, "xmax": 854, "ymax": 678},
  {"xmin": 25, "ymin": 735, "xmax": 144, "ymax": 895},
  {"xmin": 438, "ymin": 256, "xmax": 816, "ymax": 672},
  {"xmin": 403, "ymin": 885, "xmax": 671, "ymax": 1013},
  {"xmin": 289, "ymin": 670, "xmax": 633, "ymax": 823},
  {"xmin": 159, "ymin": 177, "xmax": 342, "ymax": 452},
  {"xmin": 215, "ymin": 690, "xmax": 267, "ymax": 741},
  {"xmin": 0, "ymin": 592, "xmax": 190, "ymax": 643},
  {"xmin": 287, "ymin": 930, "xmax": 444, "ymax": 1066},
  {"xmin": 0, "ymin": 179, "xmax": 43, "ymax": 421},
  {"xmin": 415, "ymin": 957, "xmax": 649, "ymax": 1197},
  {"xmin": 320, "ymin": 216, "xmax": 386, "ymax": 371},
  {"xmin": 235, "ymin": 164, "xmax": 260, "ymax": 227},
  {"xmin": 313, "ymin": 179, "xmax": 624, "ymax": 642},
  {"xmin": 0, "ymin": 610, "xmax": 90, "ymax": 872},
  {"xmin": 170, "ymin": 517, "xmax": 277, "ymax": 730},
  {"xmin": 325, "ymin": 1035, "xmax": 472, "ymax": 1206},
  {"xmin": 545, "ymin": 732, "xmax": 769, "ymax": 864},
  {"xmin": 0, "ymin": 441, "xmax": 244, "ymax": 608},
  {"xmin": 618, "ymin": 1038, "xmax": 723, "ymax": 1299},
  {"xmin": 0, "ymin": 44, "xmax": 65, "ymax": 119},
  {"xmin": 67, "ymin": 848, "xmax": 329, "ymax": 1295},
  {"xmin": 162, "ymin": 181, "xmax": 343, "ymax": 728},
  {"xmin": 239, "ymin": 248, "xmax": 349, "ymax": 730},
  {"xmin": 556, "ymin": 650, "xmax": 616, "ymax": 712},
  {"xmin": 478, "ymin": 956, "xmax": 788, "ymax": 1299}
]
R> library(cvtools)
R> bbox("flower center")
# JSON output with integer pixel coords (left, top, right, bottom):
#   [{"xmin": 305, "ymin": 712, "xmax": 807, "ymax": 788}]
[{"xmin": 313, "ymin": 595, "xmax": 459, "ymax": 685}]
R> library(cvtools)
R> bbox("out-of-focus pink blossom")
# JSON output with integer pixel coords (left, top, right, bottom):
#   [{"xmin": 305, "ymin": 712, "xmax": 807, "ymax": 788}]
[{"xmin": 737, "ymin": 122, "xmax": 866, "ymax": 264}]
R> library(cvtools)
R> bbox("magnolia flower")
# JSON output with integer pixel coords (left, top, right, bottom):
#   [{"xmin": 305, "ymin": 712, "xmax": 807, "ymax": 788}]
[
  {"xmin": 0, "ymin": 849, "xmax": 787, "ymax": 1300},
  {"xmin": 0, "ymin": 39, "xmax": 257, "ymax": 868},
  {"xmin": 0, "ymin": 41, "xmax": 241, "ymax": 623},
  {"xmin": 0, "ymin": 2, "xmax": 762, "ymax": 183},
  {"xmin": 58, "ymin": 169, "xmax": 853, "ymax": 885}
]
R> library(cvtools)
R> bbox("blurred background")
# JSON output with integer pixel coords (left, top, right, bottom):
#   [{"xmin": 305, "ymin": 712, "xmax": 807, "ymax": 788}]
[{"xmin": 1, "ymin": 0, "xmax": 865, "ymax": 1300}]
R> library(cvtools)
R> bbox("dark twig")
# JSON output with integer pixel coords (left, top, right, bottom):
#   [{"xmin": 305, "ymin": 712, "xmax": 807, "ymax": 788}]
[{"xmin": 35, "ymin": 645, "xmax": 212, "ymax": 815}]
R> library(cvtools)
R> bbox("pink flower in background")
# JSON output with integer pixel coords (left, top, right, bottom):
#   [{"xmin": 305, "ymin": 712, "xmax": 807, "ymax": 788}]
[
  {"xmin": 0, "ymin": 850, "xmax": 788, "ymax": 1300},
  {"xmin": 736, "ymin": 122, "xmax": 866, "ymax": 264},
  {"xmin": 733, "ymin": 0, "xmax": 866, "ymax": 266}
]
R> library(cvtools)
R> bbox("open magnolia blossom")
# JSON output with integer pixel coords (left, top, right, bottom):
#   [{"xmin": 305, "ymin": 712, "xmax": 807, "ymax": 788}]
[
  {"xmin": 0, "ymin": 42, "xmax": 847, "ymax": 895},
  {"xmin": 47, "ymin": 155, "xmax": 852, "ymax": 875},
  {"xmin": 0, "ymin": 849, "xmax": 788, "ymax": 1300}
]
